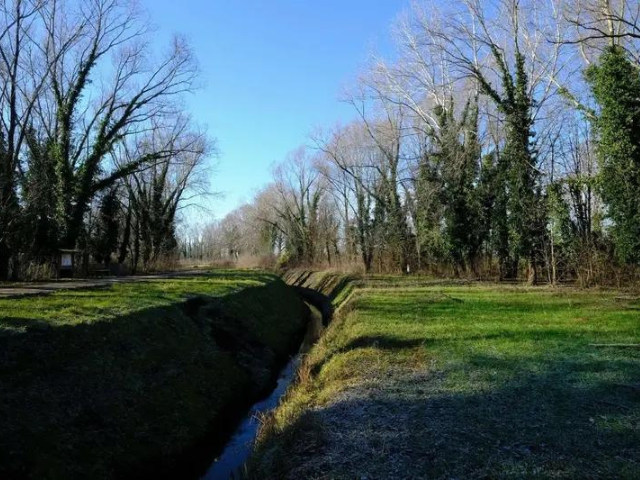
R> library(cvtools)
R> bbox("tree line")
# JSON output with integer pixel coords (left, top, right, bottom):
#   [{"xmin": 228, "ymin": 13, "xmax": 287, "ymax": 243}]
[
  {"xmin": 188, "ymin": 0, "xmax": 640, "ymax": 285},
  {"xmin": 0, "ymin": 0, "xmax": 213, "ymax": 280}
]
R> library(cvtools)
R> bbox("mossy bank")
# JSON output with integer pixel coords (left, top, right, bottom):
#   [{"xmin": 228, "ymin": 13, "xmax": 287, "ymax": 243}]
[{"xmin": 0, "ymin": 271, "xmax": 308, "ymax": 479}]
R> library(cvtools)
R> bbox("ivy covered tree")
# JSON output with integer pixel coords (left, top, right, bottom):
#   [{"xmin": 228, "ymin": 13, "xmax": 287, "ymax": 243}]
[
  {"xmin": 469, "ymin": 44, "xmax": 542, "ymax": 282},
  {"xmin": 22, "ymin": 134, "xmax": 58, "ymax": 260},
  {"xmin": 91, "ymin": 188, "xmax": 120, "ymax": 268},
  {"xmin": 0, "ymin": 0, "xmax": 210, "ymax": 280},
  {"xmin": 425, "ymin": 98, "xmax": 483, "ymax": 275},
  {"xmin": 0, "ymin": 132, "xmax": 18, "ymax": 279},
  {"xmin": 586, "ymin": 45, "xmax": 640, "ymax": 264},
  {"xmin": 500, "ymin": 50, "xmax": 542, "ymax": 283}
]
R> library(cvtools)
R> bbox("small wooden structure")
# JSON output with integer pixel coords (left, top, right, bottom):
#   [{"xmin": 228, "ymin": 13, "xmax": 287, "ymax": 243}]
[{"xmin": 56, "ymin": 249, "xmax": 82, "ymax": 278}]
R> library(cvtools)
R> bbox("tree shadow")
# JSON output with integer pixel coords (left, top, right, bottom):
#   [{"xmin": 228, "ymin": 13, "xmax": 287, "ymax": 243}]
[
  {"xmin": 0, "ymin": 280, "xmax": 308, "ymax": 480},
  {"xmin": 252, "ymin": 354, "xmax": 640, "ymax": 479},
  {"xmin": 250, "ymin": 285, "xmax": 640, "ymax": 478}
]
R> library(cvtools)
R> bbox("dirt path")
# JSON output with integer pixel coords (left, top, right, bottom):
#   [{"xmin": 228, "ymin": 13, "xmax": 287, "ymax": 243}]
[{"xmin": 0, "ymin": 270, "xmax": 204, "ymax": 299}]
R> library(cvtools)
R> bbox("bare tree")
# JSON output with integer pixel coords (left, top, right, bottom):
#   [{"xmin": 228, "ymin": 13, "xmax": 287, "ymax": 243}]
[
  {"xmin": 314, "ymin": 123, "xmax": 383, "ymax": 272},
  {"xmin": 33, "ymin": 0, "xmax": 199, "ymax": 249},
  {"xmin": 344, "ymin": 76, "xmax": 412, "ymax": 272},
  {"xmin": 0, "ymin": 0, "xmax": 50, "ymax": 278},
  {"xmin": 562, "ymin": 0, "xmax": 640, "ymax": 50},
  {"xmin": 122, "ymin": 115, "xmax": 211, "ymax": 271},
  {"xmin": 266, "ymin": 147, "xmax": 326, "ymax": 265}
]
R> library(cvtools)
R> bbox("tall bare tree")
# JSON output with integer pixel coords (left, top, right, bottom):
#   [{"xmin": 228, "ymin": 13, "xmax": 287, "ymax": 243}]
[
  {"xmin": 35, "ymin": 0, "xmax": 198, "ymax": 249},
  {"xmin": 0, "ymin": 0, "xmax": 50, "ymax": 278},
  {"xmin": 122, "ymin": 115, "xmax": 211, "ymax": 271}
]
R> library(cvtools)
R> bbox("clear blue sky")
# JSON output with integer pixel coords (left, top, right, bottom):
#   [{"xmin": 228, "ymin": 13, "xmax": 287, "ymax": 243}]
[{"xmin": 140, "ymin": 1, "xmax": 407, "ymax": 220}]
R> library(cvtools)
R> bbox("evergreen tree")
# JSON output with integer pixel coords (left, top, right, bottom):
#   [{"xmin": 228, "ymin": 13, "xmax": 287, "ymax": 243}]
[
  {"xmin": 0, "ymin": 131, "xmax": 18, "ymax": 279},
  {"xmin": 586, "ymin": 45, "xmax": 640, "ymax": 264},
  {"xmin": 414, "ymin": 148, "xmax": 445, "ymax": 269},
  {"xmin": 546, "ymin": 181, "xmax": 575, "ymax": 283},
  {"xmin": 91, "ymin": 188, "xmax": 120, "ymax": 268},
  {"xmin": 503, "ymin": 51, "xmax": 540, "ymax": 281},
  {"xmin": 476, "ymin": 47, "xmax": 541, "ymax": 282},
  {"xmin": 431, "ymin": 99, "xmax": 482, "ymax": 274},
  {"xmin": 22, "ymin": 134, "xmax": 59, "ymax": 259}
]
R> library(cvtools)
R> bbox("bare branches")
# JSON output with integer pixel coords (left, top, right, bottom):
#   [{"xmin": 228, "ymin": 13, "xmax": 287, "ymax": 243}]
[
  {"xmin": 40, "ymin": 0, "xmax": 198, "ymax": 166},
  {"xmin": 14, "ymin": 0, "xmax": 203, "ymax": 247},
  {"xmin": 0, "ymin": 0, "xmax": 215, "ymax": 275},
  {"xmin": 564, "ymin": 0, "xmax": 640, "ymax": 44}
]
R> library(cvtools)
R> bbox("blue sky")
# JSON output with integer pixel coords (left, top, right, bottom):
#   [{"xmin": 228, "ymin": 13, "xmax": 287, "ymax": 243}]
[{"xmin": 140, "ymin": 1, "xmax": 408, "ymax": 220}]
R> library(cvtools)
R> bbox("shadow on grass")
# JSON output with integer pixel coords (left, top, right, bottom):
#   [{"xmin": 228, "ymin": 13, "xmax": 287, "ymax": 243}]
[
  {"xmin": 250, "ymin": 284, "xmax": 640, "ymax": 478},
  {"xmin": 352, "ymin": 296, "xmax": 602, "ymax": 320},
  {"xmin": 343, "ymin": 335, "xmax": 428, "ymax": 351},
  {"xmin": 309, "ymin": 334, "xmax": 429, "ymax": 376},
  {"xmin": 252, "ymin": 350, "xmax": 640, "ymax": 479},
  {"xmin": 0, "ymin": 279, "xmax": 308, "ymax": 480},
  {"xmin": 0, "ymin": 302, "xmax": 238, "ymax": 479},
  {"xmin": 307, "ymin": 323, "xmax": 637, "ymax": 379}
]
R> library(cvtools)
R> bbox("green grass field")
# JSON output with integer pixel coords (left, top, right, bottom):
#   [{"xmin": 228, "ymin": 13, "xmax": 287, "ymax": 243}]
[
  {"xmin": 251, "ymin": 281, "xmax": 640, "ymax": 478},
  {"xmin": 0, "ymin": 271, "xmax": 271, "ymax": 326},
  {"xmin": 0, "ymin": 271, "xmax": 307, "ymax": 479}
]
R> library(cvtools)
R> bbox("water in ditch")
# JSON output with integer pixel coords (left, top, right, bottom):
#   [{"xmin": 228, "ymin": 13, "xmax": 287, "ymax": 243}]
[{"xmin": 201, "ymin": 303, "xmax": 324, "ymax": 479}]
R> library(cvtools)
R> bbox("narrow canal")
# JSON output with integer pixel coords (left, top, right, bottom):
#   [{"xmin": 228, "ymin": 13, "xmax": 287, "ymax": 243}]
[{"xmin": 201, "ymin": 303, "xmax": 324, "ymax": 479}]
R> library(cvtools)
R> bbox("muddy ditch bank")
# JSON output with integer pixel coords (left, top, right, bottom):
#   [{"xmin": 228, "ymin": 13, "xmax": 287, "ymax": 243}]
[{"xmin": 0, "ymin": 276, "xmax": 308, "ymax": 480}]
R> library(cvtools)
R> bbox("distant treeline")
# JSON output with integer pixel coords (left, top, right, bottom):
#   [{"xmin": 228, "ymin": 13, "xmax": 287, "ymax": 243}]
[
  {"xmin": 185, "ymin": 0, "xmax": 640, "ymax": 285},
  {"xmin": 0, "ymin": 0, "xmax": 213, "ymax": 280}
]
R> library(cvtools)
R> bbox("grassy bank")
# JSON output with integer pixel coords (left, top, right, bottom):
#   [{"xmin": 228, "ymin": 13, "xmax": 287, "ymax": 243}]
[
  {"xmin": 281, "ymin": 270, "xmax": 356, "ymax": 304},
  {"xmin": 0, "ymin": 271, "xmax": 307, "ymax": 479},
  {"xmin": 251, "ymin": 279, "xmax": 640, "ymax": 478}
]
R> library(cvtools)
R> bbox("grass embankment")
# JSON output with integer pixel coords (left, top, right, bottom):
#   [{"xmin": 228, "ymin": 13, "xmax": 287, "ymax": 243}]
[
  {"xmin": 0, "ymin": 271, "xmax": 307, "ymax": 479},
  {"xmin": 281, "ymin": 270, "xmax": 356, "ymax": 304},
  {"xmin": 251, "ymin": 278, "xmax": 640, "ymax": 478}
]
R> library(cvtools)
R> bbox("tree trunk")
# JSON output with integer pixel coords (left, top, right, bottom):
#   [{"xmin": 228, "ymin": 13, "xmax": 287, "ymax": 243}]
[
  {"xmin": 132, "ymin": 220, "xmax": 140, "ymax": 275},
  {"xmin": 118, "ymin": 206, "xmax": 132, "ymax": 265},
  {"xmin": 362, "ymin": 248, "xmax": 373, "ymax": 274},
  {"xmin": 550, "ymin": 237, "xmax": 557, "ymax": 286},
  {"xmin": 527, "ymin": 259, "xmax": 538, "ymax": 286},
  {"xmin": 500, "ymin": 256, "xmax": 518, "ymax": 281},
  {"xmin": 0, "ymin": 239, "xmax": 10, "ymax": 281}
]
